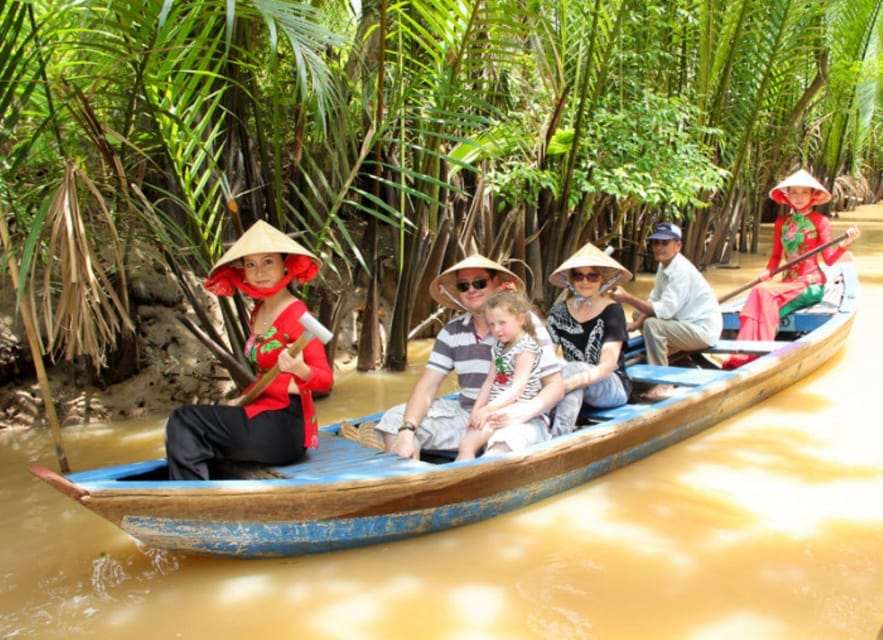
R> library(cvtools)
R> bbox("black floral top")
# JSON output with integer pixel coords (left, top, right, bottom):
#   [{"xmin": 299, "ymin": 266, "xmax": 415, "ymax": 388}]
[{"xmin": 546, "ymin": 301, "xmax": 632, "ymax": 396}]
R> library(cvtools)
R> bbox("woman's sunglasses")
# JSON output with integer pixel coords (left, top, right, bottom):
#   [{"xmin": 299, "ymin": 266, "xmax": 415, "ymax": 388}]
[
  {"xmin": 571, "ymin": 271, "xmax": 602, "ymax": 283},
  {"xmin": 455, "ymin": 278, "xmax": 489, "ymax": 292}
]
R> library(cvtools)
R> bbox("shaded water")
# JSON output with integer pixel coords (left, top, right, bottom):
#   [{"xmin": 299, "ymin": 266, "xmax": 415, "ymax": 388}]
[{"xmin": 2, "ymin": 210, "xmax": 882, "ymax": 639}]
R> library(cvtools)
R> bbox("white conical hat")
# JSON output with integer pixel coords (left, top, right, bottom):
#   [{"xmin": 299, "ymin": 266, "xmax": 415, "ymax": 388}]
[
  {"xmin": 430, "ymin": 254, "xmax": 525, "ymax": 310},
  {"xmin": 549, "ymin": 242, "xmax": 632, "ymax": 289},
  {"xmin": 769, "ymin": 169, "xmax": 831, "ymax": 208},
  {"xmin": 208, "ymin": 219, "xmax": 320, "ymax": 276}
]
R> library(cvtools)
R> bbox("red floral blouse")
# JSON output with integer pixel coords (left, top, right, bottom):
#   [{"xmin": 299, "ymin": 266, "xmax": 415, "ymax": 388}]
[{"xmin": 243, "ymin": 299, "xmax": 333, "ymax": 449}]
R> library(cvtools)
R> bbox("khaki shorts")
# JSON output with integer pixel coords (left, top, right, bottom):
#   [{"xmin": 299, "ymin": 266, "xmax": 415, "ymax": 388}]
[
  {"xmin": 486, "ymin": 416, "xmax": 550, "ymax": 453},
  {"xmin": 374, "ymin": 397, "xmax": 469, "ymax": 451}
]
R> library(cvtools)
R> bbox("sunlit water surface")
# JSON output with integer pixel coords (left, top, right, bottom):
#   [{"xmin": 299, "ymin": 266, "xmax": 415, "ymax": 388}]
[{"xmin": 2, "ymin": 210, "xmax": 882, "ymax": 639}]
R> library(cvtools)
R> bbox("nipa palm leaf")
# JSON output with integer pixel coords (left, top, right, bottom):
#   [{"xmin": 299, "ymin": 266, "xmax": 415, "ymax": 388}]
[{"xmin": 40, "ymin": 161, "xmax": 133, "ymax": 369}]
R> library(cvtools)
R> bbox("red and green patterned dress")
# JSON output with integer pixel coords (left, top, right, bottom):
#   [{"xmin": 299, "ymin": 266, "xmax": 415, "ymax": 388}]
[{"xmin": 735, "ymin": 209, "xmax": 847, "ymax": 343}]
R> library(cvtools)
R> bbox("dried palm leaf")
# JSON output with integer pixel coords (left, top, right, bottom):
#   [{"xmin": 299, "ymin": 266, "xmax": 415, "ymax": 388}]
[{"xmin": 40, "ymin": 161, "xmax": 133, "ymax": 369}]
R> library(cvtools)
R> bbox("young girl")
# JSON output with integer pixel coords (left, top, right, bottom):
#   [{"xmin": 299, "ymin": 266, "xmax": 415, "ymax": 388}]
[
  {"xmin": 456, "ymin": 290, "xmax": 547, "ymax": 461},
  {"xmin": 165, "ymin": 220, "xmax": 333, "ymax": 480},
  {"xmin": 724, "ymin": 169, "xmax": 860, "ymax": 368}
]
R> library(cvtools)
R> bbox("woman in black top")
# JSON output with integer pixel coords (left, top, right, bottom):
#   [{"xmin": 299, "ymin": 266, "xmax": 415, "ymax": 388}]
[{"xmin": 547, "ymin": 243, "xmax": 632, "ymax": 436}]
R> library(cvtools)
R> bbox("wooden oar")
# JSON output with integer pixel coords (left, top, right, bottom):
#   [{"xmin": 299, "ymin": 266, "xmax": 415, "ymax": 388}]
[
  {"xmin": 233, "ymin": 311, "xmax": 334, "ymax": 407},
  {"xmin": 718, "ymin": 231, "xmax": 852, "ymax": 304}
]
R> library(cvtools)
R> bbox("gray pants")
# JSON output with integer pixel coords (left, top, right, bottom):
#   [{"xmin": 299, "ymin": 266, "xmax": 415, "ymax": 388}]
[
  {"xmin": 550, "ymin": 361, "xmax": 628, "ymax": 437},
  {"xmin": 642, "ymin": 317, "xmax": 714, "ymax": 366}
]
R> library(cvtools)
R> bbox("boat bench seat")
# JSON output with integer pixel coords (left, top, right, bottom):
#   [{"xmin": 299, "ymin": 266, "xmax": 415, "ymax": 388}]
[
  {"xmin": 577, "ymin": 364, "xmax": 736, "ymax": 424},
  {"xmin": 703, "ymin": 339, "xmax": 791, "ymax": 354},
  {"xmin": 579, "ymin": 402, "xmax": 646, "ymax": 423},
  {"xmin": 722, "ymin": 309, "xmax": 835, "ymax": 333},
  {"xmin": 626, "ymin": 363, "xmax": 734, "ymax": 386}
]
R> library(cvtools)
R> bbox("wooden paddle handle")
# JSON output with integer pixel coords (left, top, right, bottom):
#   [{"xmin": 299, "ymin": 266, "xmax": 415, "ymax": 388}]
[
  {"xmin": 718, "ymin": 231, "xmax": 852, "ymax": 304},
  {"xmin": 233, "ymin": 311, "xmax": 333, "ymax": 407}
]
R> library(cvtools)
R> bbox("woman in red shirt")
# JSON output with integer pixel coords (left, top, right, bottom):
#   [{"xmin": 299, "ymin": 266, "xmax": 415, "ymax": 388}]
[
  {"xmin": 725, "ymin": 170, "xmax": 860, "ymax": 368},
  {"xmin": 165, "ymin": 220, "xmax": 333, "ymax": 480}
]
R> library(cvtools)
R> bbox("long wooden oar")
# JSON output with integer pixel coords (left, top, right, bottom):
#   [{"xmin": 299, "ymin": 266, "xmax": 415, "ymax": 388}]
[
  {"xmin": 233, "ymin": 311, "xmax": 334, "ymax": 407},
  {"xmin": 718, "ymin": 231, "xmax": 852, "ymax": 304}
]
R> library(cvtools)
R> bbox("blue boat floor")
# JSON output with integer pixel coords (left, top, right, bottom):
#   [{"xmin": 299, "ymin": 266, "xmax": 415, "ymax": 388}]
[{"xmin": 270, "ymin": 432, "xmax": 431, "ymax": 481}]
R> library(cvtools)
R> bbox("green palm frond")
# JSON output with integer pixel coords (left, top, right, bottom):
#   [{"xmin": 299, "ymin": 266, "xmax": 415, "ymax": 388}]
[
  {"xmin": 819, "ymin": 0, "xmax": 883, "ymax": 176},
  {"xmin": 248, "ymin": 0, "xmax": 345, "ymax": 123}
]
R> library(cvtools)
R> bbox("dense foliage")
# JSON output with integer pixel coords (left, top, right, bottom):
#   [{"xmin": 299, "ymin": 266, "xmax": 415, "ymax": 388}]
[{"xmin": 1, "ymin": 0, "xmax": 880, "ymax": 380}]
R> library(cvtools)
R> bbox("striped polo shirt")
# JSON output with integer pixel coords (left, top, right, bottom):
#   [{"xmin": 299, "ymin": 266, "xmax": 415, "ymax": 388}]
[{"xmin": 426, "ymin": 311, "xmax": 562, "ymax": 410}]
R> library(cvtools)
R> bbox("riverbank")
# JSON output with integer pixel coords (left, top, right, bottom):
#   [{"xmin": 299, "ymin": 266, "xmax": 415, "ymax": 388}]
[{"xmin": 0, "ymin": 255, "xmax": 366, "ymax": 431}]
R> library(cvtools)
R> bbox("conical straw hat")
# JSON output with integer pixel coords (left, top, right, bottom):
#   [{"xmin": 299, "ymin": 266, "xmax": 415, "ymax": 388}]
[
  {"xmin": 549, "ymin": 242, "xmax": 632, "ymax": 289},
  {"xmin": 208, "ymin": 220, "xmax": 320, "ymax": 277},
  {"xmin": 430, "ymin": 255, "xmax": 525, "ymax": 310},
  {"xmin": 769, "ymin": 169, "xmax": 831, "ymax": 208}
]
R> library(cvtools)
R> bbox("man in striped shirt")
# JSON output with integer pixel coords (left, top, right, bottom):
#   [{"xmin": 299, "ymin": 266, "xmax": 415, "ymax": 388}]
[{"xmin": 375, "ymin": 255, "xmax": 564, "ymax": 460}]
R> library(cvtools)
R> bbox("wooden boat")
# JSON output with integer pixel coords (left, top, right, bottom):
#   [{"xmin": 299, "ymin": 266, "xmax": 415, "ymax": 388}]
[{"xmin": 29, "ymin": 263, "xmax": 859, "ymax": 559}]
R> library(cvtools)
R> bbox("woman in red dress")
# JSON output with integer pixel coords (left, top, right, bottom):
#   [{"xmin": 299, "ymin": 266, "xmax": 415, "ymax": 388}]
[
  {"xmin": 725, "ymin": 169, "xmax": 860, "ymax": 368},
  {"xmin": 165, "ymin": 220, "xmax": 333, "ymax": 480}
]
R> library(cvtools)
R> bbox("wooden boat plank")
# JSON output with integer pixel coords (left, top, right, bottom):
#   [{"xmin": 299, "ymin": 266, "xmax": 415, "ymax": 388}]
[
  {"xmin": 275, "ymin": 453, "xmax": 430, "ymax": 483},
  {"xmin": 722, "ymin": 310, "xmax": 834, "ymax": 332},
  {"xmin": 272, "ymin": 433, "xmax": 389, "ymax": 474},
  {"xmin": 62, "ymin": 431, "xmax": 426, "ymax": 487}
]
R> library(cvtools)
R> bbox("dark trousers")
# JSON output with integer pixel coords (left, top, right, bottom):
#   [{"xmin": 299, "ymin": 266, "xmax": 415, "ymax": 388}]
[{"xmin": 165, "ymin": 397, "xmax": 306, "ymax": 480}]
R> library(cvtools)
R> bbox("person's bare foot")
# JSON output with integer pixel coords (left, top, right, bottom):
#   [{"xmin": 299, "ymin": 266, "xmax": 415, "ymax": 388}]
[{"xmin": 639, "ymin": 384, "xmax": 681, "ymax": 401}]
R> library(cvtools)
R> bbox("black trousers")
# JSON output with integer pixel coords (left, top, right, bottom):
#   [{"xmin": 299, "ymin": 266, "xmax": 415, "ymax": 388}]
[{"xmin": 165, "ymin": 397, "xmax": 306, "ymax": 480}]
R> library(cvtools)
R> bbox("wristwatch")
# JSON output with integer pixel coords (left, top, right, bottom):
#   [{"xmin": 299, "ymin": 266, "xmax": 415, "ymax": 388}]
[{"xmin": 398, "ymin": 420, "xmax": 417, "ymax": 433}]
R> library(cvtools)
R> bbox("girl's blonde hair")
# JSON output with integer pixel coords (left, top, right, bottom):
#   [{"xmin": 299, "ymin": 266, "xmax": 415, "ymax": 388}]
[{"xmin": 483, "ymin": 289, "xmax": 537, "ymax": 339}]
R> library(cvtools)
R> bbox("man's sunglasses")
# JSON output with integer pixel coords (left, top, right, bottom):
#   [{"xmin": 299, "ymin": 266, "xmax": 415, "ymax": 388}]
[
  {"xmin": 456, "ymin": 278, "xmax": 489, "ymax": 292},
  {"xmin": 571, "ymin": 271, "xmax": 602, "ymax": 283}
]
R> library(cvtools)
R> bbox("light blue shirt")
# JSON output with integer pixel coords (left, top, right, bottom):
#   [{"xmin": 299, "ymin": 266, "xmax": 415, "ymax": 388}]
[{"xmin": 649, "ymin": 253, "xmax": 722, "ymax": 344}]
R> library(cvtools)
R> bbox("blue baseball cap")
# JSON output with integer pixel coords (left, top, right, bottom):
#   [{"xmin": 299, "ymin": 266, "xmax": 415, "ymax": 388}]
[{"xmin": 648, "ymin": 222, "xmax": 682, "ymax": 241}]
